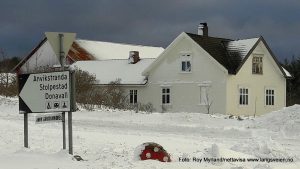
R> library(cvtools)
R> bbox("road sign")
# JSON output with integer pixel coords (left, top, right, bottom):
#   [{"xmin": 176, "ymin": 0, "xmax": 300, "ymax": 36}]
[
  {"xmin": 45, "ymin": 32, "xmax": 76, "ymax": 61},
  {"xmin": 18, "ymin": 71, "xmax": 71, "ymax": 113},
  {"xmin": 35, "ymin": 113, "xmax": 62, "ymax": 124}
]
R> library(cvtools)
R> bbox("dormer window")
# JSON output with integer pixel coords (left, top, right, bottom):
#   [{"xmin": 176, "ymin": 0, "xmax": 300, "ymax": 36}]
[
  {"xmin": 180, "ymin": 53, "xmax": 192, "ymax": 72},
  {"xmin": 252, "ymin": 54, "xmax": 263, "ymax": 74}
]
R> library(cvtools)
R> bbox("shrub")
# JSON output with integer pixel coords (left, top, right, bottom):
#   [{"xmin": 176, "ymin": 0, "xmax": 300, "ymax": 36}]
[{"xmin": 74, "ymin": 67, "xmax": 97, "ymax": 105}]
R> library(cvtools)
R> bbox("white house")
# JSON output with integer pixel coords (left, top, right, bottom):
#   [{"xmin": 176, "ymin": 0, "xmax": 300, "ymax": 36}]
[
  {"xmin": 139, "ymin": 26, "xmax": 292, "ymax": 115},
  {"xmin": 15, "ymin": 25, "xmax": 292, "ymax": 115}
]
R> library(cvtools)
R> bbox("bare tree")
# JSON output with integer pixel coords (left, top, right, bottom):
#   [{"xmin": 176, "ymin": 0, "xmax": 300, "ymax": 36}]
[
  {"xmin": 205, "ymin": 87, "xmax": 213, "ymax": 114},
  {"xmin": 0, "ymin": 49, "xmax": 12, "ymax": 97}
]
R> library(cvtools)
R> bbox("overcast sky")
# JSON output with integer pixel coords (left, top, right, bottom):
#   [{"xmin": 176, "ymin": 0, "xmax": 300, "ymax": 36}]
[{"xmin": 0, "ymin": 0, "xmax": 300, "ymax": 61}]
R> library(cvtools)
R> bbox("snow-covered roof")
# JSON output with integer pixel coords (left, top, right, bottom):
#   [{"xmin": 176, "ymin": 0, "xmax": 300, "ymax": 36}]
[
  {"xmin": 75, "ymin": 39, "xmax": 164, "ymax": 60},
  {"xmin": 226, "ymin": 38, "xmax": 259, "ymax": 59},
  {"xmin": 72, "ymin": 59, "xmax": 155, "ymax": 85}
]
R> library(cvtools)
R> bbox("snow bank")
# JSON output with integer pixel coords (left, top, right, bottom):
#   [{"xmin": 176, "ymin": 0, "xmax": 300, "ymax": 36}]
[
  {"xmin": 252, "ymin": 105, "xmax": 300, "ymax": 138},
  {"xmin": 0, "ymin": 96, "xmax": 18, "ymax": 115},
  {"xmin": 0, "ymin": 149, "xmax": 82, "ymax": 169},
  {"xmin": 231, "ymin": 138, "xmax": 291, "ymax": 159}
]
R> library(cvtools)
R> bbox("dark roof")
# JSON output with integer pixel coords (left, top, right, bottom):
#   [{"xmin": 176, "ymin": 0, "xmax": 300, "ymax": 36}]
[
  {"xmin": 186, "ymin": 33, "xmax": 291, "ymax": 78},
  {"xmin": 187, "ymin": 33, "xmax": 261, "ymax": 74},
  {"xmin": 186, "ymin": 33, "xmax": 240, "ymax": 74}
]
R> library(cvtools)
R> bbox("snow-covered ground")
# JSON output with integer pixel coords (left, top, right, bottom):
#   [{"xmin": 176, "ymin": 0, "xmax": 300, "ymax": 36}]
[{"xmin": 0, "ymin": 96, "xmax": 299, "ymax": 169}]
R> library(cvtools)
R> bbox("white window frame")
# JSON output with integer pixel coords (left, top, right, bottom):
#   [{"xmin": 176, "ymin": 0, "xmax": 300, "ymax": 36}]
[
  {"xmin": 265, "ymin": 88, "xmax": 275, "ymax": 106},
  {"xmin": 129, "ymin": 89, "xmax": 137, "ymax": 104},
  {"xmin": 252, "ymin": 54, "xmax": 263, "ymax": 74},
  {"xmin": 239, "ymin": 87, "xmax": 249, "ymax": 106},
  {"xmin": 162, "ymin": 87, "xmax": 171, "ymax": 105},
  {"xmin": 180, "ymin": 52, "xmax": 192, "ymax": 73}
]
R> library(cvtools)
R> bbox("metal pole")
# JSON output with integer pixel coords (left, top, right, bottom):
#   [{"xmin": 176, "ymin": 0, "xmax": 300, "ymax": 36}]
[
  {"xmin": 59, "ymin": 33, "xmax": 67, "ymax": 151},
  {"xmin": 24, "ymin": 113, "xmax": 28, "ymax": 148},
  {"xmin": 68, "ymin": 71, "xmax": 75, "ymax": 155},
  {"xmin": 62, "ymin": 112, "xmax": 66, "ymax": 149},
  {"xmin": 68, "ymin": 111, "xmax": 73, "ymax": 155},
  {"xmin": 59, "ymin": 33, "xmax": 65, "ymax": 68}
]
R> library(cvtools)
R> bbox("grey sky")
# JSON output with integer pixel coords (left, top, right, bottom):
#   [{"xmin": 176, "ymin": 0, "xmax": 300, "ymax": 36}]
[{"xmin": 0, "ymin": 0, "xmax": 300, "ymax": 61}]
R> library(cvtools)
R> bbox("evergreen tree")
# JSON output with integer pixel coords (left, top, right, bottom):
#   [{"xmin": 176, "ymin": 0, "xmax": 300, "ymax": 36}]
[{"xmin": 283, "ymin": 56, "xmax": 300, "ymax": 105}]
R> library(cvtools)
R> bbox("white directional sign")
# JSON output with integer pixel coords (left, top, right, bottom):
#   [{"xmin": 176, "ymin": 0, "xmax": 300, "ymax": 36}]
[
  {"xmin": 35, "ymin": 113, "xmax": 62, "ymax": 124},
  {"xmin": 19, "ymin": 71, "xmax": 71, "ymax": 113}
]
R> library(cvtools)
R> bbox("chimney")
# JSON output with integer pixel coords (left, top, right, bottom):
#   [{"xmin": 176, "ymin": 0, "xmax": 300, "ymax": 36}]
[
  {"xmin": 198, "ymin": 22, "xmax": 208, "ymax": 37},
  {"xmin": 128, "ymin": 51, "xmax": 140, "ymax": 64}
]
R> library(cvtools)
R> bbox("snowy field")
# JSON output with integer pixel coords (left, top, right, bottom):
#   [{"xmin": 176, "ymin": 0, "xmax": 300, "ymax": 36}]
[{"xmin": 0, "ymin": 96, "xmax": 299, "ymax": 169}]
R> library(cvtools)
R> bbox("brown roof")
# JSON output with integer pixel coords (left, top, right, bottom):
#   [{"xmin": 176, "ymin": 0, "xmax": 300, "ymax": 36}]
[
  {"xmin": 67, "ymin": 41, "xmax": 94, "ymax": 62},
  {"xmin": 13, "ymin": 39, "xmax": 94, "ymax": 72}
]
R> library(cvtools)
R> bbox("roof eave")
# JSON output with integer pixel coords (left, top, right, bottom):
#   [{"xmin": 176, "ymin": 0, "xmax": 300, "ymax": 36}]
[
  {"xmin": 235, "ymin": 36, "xmax": 292, "ymax": 79},
  {"xmin": 93, "ymin": 82, "xmax": 147, "ymax": 86},
  {"xmin": 12, "ymin": 38, "xmax": 47, "ymax": 73},
  {"xmin": 260, "ymin": 37, "xmax": 292, "ymax": 79}
]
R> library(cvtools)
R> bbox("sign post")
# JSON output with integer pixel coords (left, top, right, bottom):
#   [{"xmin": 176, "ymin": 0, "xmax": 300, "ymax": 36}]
[
  {"xmin": 24, "ymin": 113, "xmax": 28, "ymax": 148},
  {"xmin": 62, "ymin": 112, "xmax": 66, "ymax": 149},
  {"xmin": 68, "ymin": 111, "xmax": 73, "ymax": 154},
  {"xmin": 19, "ymin": 32, "xmax": 76, "ymax": 155},
  {"xmin": 18, "ymin": 70, "xmax": 75, "ymax": 153},
  {"xmin": 45, "ymin": 32, "xmax": 76, "ymax": 154}
]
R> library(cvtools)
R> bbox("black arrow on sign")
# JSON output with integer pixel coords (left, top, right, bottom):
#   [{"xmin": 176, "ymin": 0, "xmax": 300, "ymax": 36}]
[{"xmin": 18, "ymin": 74, "xmax": 32, "ymax": 113}]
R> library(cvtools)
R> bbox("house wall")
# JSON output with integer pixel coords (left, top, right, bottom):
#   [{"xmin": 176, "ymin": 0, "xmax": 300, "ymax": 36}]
[
  {"xmin": 139, "ymin": 34, "xmax": 228, "ymax": 114},
  {"xmin": 226, "ymin": 41, "xmax": 286, "ymax": 116},
  {"xmin": 19, "ymin": 41, "xmax": 60, "ymax": 73}
]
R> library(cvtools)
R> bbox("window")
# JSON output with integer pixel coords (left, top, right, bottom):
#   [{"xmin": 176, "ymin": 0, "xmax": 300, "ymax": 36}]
[
  {"xmin": 129, "ymin": 90, "xmax": 137, "ymax": 104},
  {"xmin": 162, "ymin": 88, "xmax": 170, "ymax": 104},
  {"xmin": 252, "ymin": 55, "xmax": 263, "ymax": 74},
  {"xmin": 181, "ymin": 53, "xmax": 192, "ymax": 72},
  {"xmin": 239, "ymin": 88, "xmax": 248, "ymax": 105},
  {"xmin": 200, "ymin": 86, "xmax": 208, "ymax": 105},
  {"xmin": 265, "ymin": 89, "xmax": 274, "ymax": 106},
  {"xmin": 198, "ymin": 82, "xmax": 211, "ymax": 105}
]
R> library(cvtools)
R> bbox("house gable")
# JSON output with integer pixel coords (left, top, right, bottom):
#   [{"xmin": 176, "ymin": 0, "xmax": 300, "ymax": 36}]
[
  {"xmin": 14, "ymin": 38, "xmax": 47, "ymax": 73},
  {"xmin": 226, "ymin": 39, "xmax": 288, "ymax": 115},
  {"xmin": 237, "ymin": 40, "xmax": 286, "ymax": 80},
  {"xmin": 17, "ymin": 40, "xmax": 60, "ymax": 73},
  {"xmin": 142, "ymin": 32, "xmax": 228, "ymax": 76},
  {"xmin": 235, "ymin": 37, "xmax": 291, "ymax": 79},
  {"xmin": 141, "ymin": 32, "xmax": 228, "ymax": 114},
  {"xmin": 14, "ymin": 39, "xmax": 94, "ymax": 74}
]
